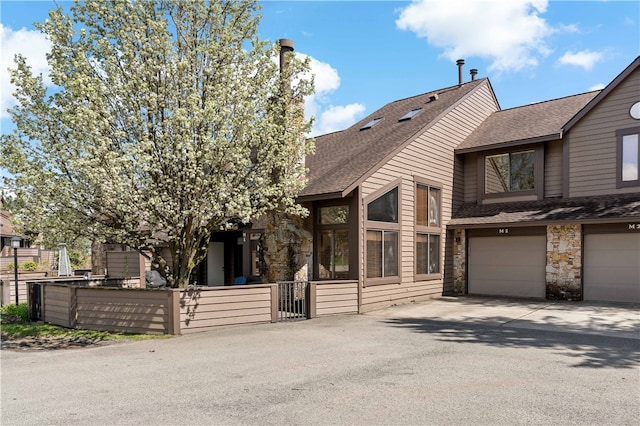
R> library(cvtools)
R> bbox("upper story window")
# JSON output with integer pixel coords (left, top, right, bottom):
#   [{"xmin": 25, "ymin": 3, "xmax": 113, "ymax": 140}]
[
  {"xmin": 367, "ymin": 186, "xmax": 398, "ymax": 223},
  {"xmin": 366, "ymin": 185, "xmax": 400, "ymax": 283},
  {"xmin": 485, "ymin": 150, "xmax": 535, "ymax": 194},
  {"xmin": 618, "ymin": 128, "xmax": 640, "ymax": 187}
]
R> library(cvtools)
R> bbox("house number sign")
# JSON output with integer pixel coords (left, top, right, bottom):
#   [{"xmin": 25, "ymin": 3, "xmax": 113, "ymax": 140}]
[
  {"xmin": 628, "ymin": 223, "xmax": 640, "ymax": 231},
  {"xmin": 498, "ymin": 228, "xmax": 509, "ymax": 234}
]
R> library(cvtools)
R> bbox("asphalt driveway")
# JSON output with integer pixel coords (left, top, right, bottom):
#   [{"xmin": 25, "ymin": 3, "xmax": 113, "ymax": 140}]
[{"xmin": 2, "ymin": 297, "xmax": 639, "ymax": 425}]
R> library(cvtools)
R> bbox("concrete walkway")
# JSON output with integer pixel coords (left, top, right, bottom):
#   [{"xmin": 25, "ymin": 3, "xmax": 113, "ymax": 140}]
[{"xmin": 370, "ymin": 296, "xmax": 640, "ymax": 340}]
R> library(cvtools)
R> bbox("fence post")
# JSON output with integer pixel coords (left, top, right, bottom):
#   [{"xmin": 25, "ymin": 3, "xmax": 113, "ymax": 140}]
[
  {"xmin": 270, "ymin": 284, "xmax": 278, "ymax": 323},
  {"xmin": 307, "ymin": 282, "xmax": 316, "ymax": 319},
  {"xmin": 167, "ymin": 289, "xmax": 181, "ymax": 335},
  {"xmin": 69, "ymin": 286, "xmax": 78, "ymax": 328}
]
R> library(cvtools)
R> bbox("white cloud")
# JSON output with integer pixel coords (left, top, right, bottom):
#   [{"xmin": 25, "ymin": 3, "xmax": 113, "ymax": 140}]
[
  {"xmin": 314, "ymin": 104, "xmax": 366, "ymax": 136},
  {"xmin": 558, "ymin": 50, "xmax": 603, "ymax": 71},
  {"xmin": 0, "ymin": 24, "xmax": 52, "ymax": 118},
  {"xmin": 396, "ymin": 0, "xmax": 552, "ymax": 73},
  {"xmin": 588, "ymin": 83, "xmax": 606, "ymax": 91},
  {"xmin": 298, "ymin": 53, "xmax": 365, "ymax": 136}
]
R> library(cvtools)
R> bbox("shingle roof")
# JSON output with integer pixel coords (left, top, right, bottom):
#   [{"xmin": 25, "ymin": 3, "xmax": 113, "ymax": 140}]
[
  {"xmin": 455, "ymin": 91, "xmax": 600, "ymax": 154},
  {"xmin": 301, "ymin": 78, "xmax": 490, "ymax": 199},
  {"xmin": 448, "ymin": 193, "xmax": 640, "ymax": 227}
]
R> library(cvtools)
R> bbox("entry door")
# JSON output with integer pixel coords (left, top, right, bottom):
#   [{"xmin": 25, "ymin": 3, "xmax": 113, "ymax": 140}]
[{"xmin": 207, "ymin": 242, "xmax": 225, "ymax": 286}]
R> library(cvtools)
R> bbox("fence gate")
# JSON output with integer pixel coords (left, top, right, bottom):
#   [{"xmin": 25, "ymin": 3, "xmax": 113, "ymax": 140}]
[{"xmin": 277, "ymin": 281, "xmax": 309, "ymax": 321}]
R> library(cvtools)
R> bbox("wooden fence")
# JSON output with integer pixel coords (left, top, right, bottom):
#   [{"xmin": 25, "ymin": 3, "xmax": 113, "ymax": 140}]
[{"xmin": 30, "ymin": 280, "xmax": 360, "ymax": 335}]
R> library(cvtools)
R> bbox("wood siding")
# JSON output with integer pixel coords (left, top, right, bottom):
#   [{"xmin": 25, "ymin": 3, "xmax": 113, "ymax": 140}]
[
  {"xmin": 42, "ymin": 284, "xmax": 75, "ymax": 328},
  {"xmin": 568, "ymin": 70, "xmax": 640, "ymax": 197},
  {"xmin": 76, "ymin": 288, "xmax": 172, "ymax": 334},
  {"xmin": 360, "ymin": 83, "xmax": 499, "ymax": 311},
  {"xmin": 106, "ymin": 251, "xmax": 140, "ymax": 278},
  {"xmin": 315, "ymin": 281, "xmax": 358, "ymax": 316},
  {"xmin": 463, "ymin": 153, "xmax": 478, "ymax": 202},
  {"xmin": 544, "ymin": 139, "xmax": 563, "ymax": 198},
  {"xmin": 179, "ymin": 285, "xmax": 275, "ymax": 334}
]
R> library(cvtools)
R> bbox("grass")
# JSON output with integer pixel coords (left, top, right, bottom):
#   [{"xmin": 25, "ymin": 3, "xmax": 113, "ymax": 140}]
[{"xmin": 1, "ymin": 303, "xmax": 171, "ymax": 341}]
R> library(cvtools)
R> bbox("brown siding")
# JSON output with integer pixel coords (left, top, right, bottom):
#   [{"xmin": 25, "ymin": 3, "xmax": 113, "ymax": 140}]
[
  {"xmin": 463, "ymin": 153, "xmax": 478, "ymax": 203},
  {"xmin": 106, "ymin": 251, "xmax": 141, "ymax": 278},
  {"xmin": 179, "ymin": 285, "xmax": 274, "ymax": 334},
  {"xmin": 315, "ymin": 281, "xmax": 358, "ymax": 316},
  {"xmin": 360, "ymin": 83, "xmax": 498, "ymax": 311},
  {"xmin": 544, "ymin": 139, "xmax": 563, "ymax": 198},
  {"xmin": 42, "ymin": 285, "xmax": 74, "ymax": 328},
  {"xmin": 75, "ymin": 288, "xmax": 171, "ymax": 334},
  {"xmin": 568, "ymin": 70, "xmax": 640, "ymax": 197}
]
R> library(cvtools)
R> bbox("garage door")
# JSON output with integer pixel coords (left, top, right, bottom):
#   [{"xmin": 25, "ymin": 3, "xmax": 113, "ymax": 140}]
[
  {"xmin": 468, "ymin": 236, "xmax": 546, "ymax": 298},
  {"xmin": 584, "ymin": 233, "xmax": 640, "ymax": 303}
]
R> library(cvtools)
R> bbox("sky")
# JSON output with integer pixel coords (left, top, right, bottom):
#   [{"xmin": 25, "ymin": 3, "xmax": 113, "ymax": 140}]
[{"xmin": 0, "ymin": 0, "xmax": 639, "ymax": 139}]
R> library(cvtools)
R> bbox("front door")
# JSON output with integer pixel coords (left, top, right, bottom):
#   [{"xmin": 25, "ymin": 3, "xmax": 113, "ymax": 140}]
[{"xmin": 207, "ymin": 242, "xmax": 225, "ymax": 286}]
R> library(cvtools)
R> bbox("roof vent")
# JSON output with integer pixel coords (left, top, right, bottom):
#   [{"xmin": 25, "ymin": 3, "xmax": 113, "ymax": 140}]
[
  {"xmin": 456, "ymin": 59, "xmax": 465, "ymax": 86},
  {"xmin": 470, "ymin": 68, "xmax": 478, "ymax": 81},
  {"xmin": 428, "ymin": 94, "xmax": 439, "ymax": 102}
]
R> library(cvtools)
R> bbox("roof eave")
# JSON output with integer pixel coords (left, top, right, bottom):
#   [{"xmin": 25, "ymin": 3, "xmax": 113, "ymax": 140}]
[{"xmin": 455, "ymin": 133, "xmax": 561, "ymax": 155}]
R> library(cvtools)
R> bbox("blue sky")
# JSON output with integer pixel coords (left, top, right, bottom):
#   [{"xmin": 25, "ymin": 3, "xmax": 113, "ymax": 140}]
[{"xmin": 1, "ymin": 0, "xmax": 639, "ymax": 138}]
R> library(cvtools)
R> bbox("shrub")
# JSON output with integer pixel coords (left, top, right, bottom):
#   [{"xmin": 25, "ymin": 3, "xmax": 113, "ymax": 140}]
[
  {"xmin": 20, "ymin": 261, "xmax": 38, "ymax": 272},
  {"xmin": 1, "ymin": 303, "xmax": 29, "ymax": 323},
  {"xmin": 6, "ymin": 263, "xmax": 15, "ymax": 272}
]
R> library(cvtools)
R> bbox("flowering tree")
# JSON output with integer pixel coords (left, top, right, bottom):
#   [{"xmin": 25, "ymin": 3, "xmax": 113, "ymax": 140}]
[{"xmin": 0, "ymin": 0, "xmax": 314, "ymax": 287}]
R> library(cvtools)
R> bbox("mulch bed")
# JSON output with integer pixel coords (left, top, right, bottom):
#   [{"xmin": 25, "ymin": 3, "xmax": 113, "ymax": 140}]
[{"xmin": 0, "ymin": 333, "xmax": 111, "ymax": 351}]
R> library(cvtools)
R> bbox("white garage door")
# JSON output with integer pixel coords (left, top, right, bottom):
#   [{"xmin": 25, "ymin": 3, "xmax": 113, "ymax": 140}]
[
  {"xmin": 584, "ymin": 233, "xmax": 640, "ymax": 303},
  {"xmin": 468, "ymin": 236, "xmax": 546, "ymax": 298}
]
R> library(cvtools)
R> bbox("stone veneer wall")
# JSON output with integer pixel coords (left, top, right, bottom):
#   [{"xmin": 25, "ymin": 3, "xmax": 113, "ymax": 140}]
[
  {"xmin": 452, "ymin": 229, "xmax": 466, "ymax": 295},
  {"xmin": 546, "ymin": 224, "xmax": 582, "ymax": 300},
  {"xmin": 261, "ymin": 210, "xmax": 312, "ymax": 283}
]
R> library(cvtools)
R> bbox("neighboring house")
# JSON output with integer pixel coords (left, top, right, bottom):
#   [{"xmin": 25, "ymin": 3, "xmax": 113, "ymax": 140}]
[
  {"xmin": 0, "ymin": 209, "xmax": 29, "ymax": 253},
  {"xmin": 449, "ymin": 56, "xmax": 640, "ymax": 304}
]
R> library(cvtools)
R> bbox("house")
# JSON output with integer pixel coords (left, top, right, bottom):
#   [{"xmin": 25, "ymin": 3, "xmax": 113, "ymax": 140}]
[
  {"xmin": 449, "ymin": 56, "xmax": 640, "ymax": 304},
  {"xmin": 103, "ymin": 50, "xmax": 638, "ymax": 311},
  {"xmin": 189, "ymin": 54, "xmax": 638, "ymax": 309}
]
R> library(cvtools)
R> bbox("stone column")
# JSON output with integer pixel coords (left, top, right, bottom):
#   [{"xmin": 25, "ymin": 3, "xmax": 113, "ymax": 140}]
[
  {"xmin": 453, "ymin": 229, "xmax": 466, "ymax": 295},
  {"xmin": 546, "ymin": 224, "xmax": 582, "ymax": 300},
  {"xmin": 261, "ymin": 210, "xmax": 312, "ymax": 283}
]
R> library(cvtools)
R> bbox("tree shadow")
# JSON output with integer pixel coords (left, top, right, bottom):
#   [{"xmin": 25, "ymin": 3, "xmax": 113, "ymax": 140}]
[{"xmin": 381, "ymin": 312, "xmax": 640, "ymax": 369}]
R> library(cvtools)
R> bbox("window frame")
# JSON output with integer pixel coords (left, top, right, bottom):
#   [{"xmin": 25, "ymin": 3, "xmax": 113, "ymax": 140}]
[
  {"xmin": 616, "ymin": 127, "xmax": 640, "ymax": 188},
  {"xmin": 414, "ymin": 178, "xmax": 442, "ymax": 281},
  {"xmin": 364, "ymin": 179, "xmax": 402, "ymax": 286},
  {"xmin": 315, "ymin": 200, "xmax": 351, "ymax": 281},
  {"xmin": 478, "ymin": 143, "xmax": 545, "ymax": 201}
]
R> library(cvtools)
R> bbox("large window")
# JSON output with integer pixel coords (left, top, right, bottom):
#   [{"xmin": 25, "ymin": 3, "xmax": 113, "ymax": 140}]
[
  {"xmin": 366, "ymin": 186, "xmax": 400, "ymax": 282},
  {"xmin": 618, "ymin": 128, "xmax": 640, "ymax": 187},
  {"xmin": 415, "ymin": 183, "xmax": 441, "ymax": 278},
  {"xmin": 317, "ymin": 205, "xmax": 350, "ymax": 279},
  {"xmin": 485, "ymin": 150, "xmax": 535, "ymax": 194}
]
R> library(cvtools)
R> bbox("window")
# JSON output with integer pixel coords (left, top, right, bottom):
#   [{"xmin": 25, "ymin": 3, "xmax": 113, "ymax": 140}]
[
  {"xmin": 399, "ymin": 108, "xmax": 422, "ymax": 121},
  {"xmin": 485, "ymin": 150, "xmax": 535, "ymax": 194},
  {"xmin": 366, "ymin": 230, "xmax": 398, "ymax": 278},
  {"xmin": 360, "ymin": 117, "xmax": 383, "ymax": 130},
  {"xmin": 366, "ymin": 185, "xmax": 400, "ymax": 282},
  {"xmin": 415, "ymin": 183, "xmax": 441, "ymax": 278},
  {"xmin": 367, "ymin": 187, "xmax": 398, "ymax": 222},
  {"xmin": 618, "ymin": 128, "xmax": 640, "ymax": 187},
  {"xmin": 316, "ymin": 204, "xmax": 350, "ymax": 279}
]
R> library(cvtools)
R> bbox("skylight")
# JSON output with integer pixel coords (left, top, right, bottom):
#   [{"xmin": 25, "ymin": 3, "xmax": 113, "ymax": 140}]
[
  {"xmin": 360, "ymin": 117, "xmax": 383, "ymax": 130},
  {"xmin": 399, "ymin": 108, "xmax": 422, "ymax": 121}
]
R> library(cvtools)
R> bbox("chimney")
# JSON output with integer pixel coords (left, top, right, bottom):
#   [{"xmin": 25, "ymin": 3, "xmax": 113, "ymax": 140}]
[
  {"xmin": 456, "ymin": 59, "xmax": 465, "ymax": 86},
  {"xmin": 279, "ymin": 38, "xmax": 294, "ymax": 73},
  {"xmin": 470, "ymin": 68, "xmax": 478, "ymax": 81}
]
